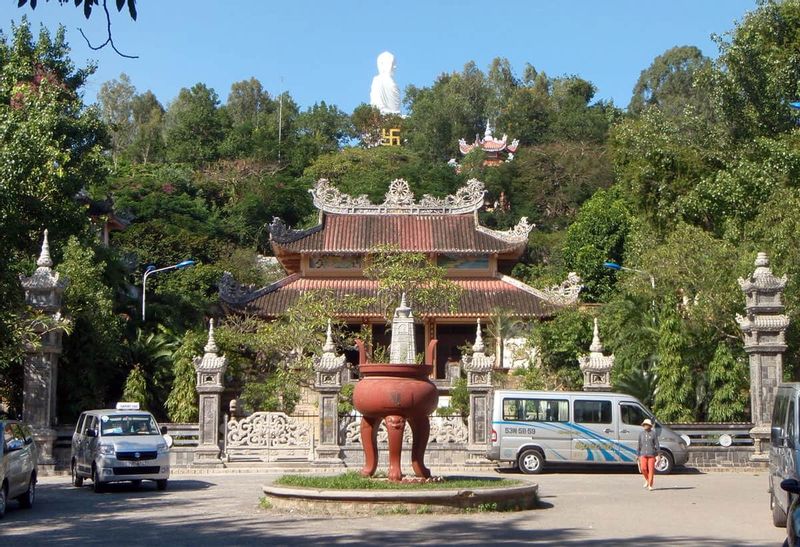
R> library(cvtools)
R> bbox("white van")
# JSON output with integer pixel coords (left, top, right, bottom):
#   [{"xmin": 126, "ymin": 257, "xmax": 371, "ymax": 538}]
[{"xmin": 487, "ymin": 390, "xmax": 689, "ymax": 474}]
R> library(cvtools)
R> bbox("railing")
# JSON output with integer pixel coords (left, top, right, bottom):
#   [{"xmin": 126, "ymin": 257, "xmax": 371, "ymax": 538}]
[
  {"xmin": 225, "ymin": 412, "xmax": 315, "ymax": 462},
  {"xmin": 339, "ymin": 414, "xmax": 469, "ymax": 445},
  {"xmin": 164, "ymin": 423, "xmax": 200, "ymax": 447},
  {"xmin": 668, "ymin": 423, "xmax": 754, "ymax": 447}
]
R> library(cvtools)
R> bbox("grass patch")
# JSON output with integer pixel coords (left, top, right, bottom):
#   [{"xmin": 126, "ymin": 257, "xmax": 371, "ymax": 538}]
[
  {"xmin": 274, "ymin": 471, "xmax": 520, "ymax": 490},
  {"xmin": 259, "ymin": 497, "xmax": 273, "ymax": 509}
]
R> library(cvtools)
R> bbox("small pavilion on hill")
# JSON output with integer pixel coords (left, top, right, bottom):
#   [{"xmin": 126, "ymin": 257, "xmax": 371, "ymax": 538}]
[
  {"xmin": 458, "ymin": 123, "xmax": 519, "ymax": 166},
  {"xmin": 219, "ymin": 178, "xmax": 580, "ymax": 379}
]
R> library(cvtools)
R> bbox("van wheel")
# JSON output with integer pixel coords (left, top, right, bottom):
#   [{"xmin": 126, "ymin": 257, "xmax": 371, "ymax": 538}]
[
  {"xmin": 654, "ymin": 450, "xmax": 674, "ymax": 475},
  {"xmin": 92, "ymin": 467, "xmax": 105, "ymax": 493},
  {"xmin": 72, "ymin": 461, "xmax": 83, "ymax": 487},
  {"xmin": 17, "ymin": 473, "xmax": 35, "ymax": 509},
  {"xmin": 0, "ymin": 483, "xmax": 7, "ymax": 518},
  {"xmin": 518, "ymin": 449, "xmax": 544, "ymax": 474},
  {"xmin": 772, "ymin": 492, "xmax": 788, "ymax": 527}
]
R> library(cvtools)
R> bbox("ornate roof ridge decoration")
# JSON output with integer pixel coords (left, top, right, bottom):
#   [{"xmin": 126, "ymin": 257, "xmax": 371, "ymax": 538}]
[
  {"xmin": 268, "ymin": 217, "xmax": 323, "ymax": 244},
  {"xmin": 309, "ymin": 178, "xmax": 487, "ymax": 215},
  {"xmin": 542, "ymin": 272, "xmax": 583, "ymax": 306},
  {"xmin": 475, "ymin": 217, "xmax": 534, "ymax": 244},
  {"xmin": 219, "ymin": 271, "xmax": 301, "ymax": 306},
  {"xmin": 738, "ymin": 252, "xmax": 788, "ymax": 292},
  {"xmin": 458, "ymin": 122, "xmax": 520, "ymax": 156},
  {"xmin": 735, "ymin": 314, "xmax": 791, "ymax": 331}
]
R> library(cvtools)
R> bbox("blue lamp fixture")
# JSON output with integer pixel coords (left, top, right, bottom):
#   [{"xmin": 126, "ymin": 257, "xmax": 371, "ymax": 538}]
[{"xmin": 141, "ymin": 259, "xmax": 196, "ymax": 321}]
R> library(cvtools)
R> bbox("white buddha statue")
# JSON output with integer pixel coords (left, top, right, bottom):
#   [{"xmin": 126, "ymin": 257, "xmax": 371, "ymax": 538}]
[{"xmin": 370, "ymin": 51, "xmax": 401, "ymax": 115}]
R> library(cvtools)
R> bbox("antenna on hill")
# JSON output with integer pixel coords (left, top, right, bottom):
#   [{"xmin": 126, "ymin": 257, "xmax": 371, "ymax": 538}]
[{"xmin": 278, "ymin": 76, "xmax": 284, "ymax": 164}]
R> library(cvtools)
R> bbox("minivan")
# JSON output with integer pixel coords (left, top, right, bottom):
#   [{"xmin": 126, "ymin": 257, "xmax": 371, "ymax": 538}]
[
  {"xmin": 769, "ymin": 383, "xmax": 800, "ymax": 527},
  {"xmin": 1, "ymin": 419, "xmax": 38, "ymax": 518},
  {"xmin": 487, "ymin": 390, "xmax": 689, "ymax": 474},
  {"xmin": 71, "ymin": 404, "xmax": 171, "ymax": 493}
]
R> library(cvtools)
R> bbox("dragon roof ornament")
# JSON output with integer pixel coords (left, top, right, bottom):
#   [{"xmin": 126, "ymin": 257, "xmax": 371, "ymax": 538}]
[
  {"xmin": 309, "ymin": 178, "xmax": 487, "ymax": 215},
  {"xmin": 476, "ymin": 217, "xmax": 534, "ymax": 244}
]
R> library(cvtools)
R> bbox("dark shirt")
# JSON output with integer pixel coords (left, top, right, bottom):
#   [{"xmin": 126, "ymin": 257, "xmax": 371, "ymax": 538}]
[{"xmin": 637, "ymin": 429, "xmax": 660, "ymax": 457}]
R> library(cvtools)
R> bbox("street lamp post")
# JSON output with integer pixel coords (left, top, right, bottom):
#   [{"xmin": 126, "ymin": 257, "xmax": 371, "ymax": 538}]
[
  {"xmin": 141, "ymin": 260, "xmax": 195, "ymax": 321},
  {"xmin": 603, "ymin": 261, "xmax": 655, "ymax": 289}
]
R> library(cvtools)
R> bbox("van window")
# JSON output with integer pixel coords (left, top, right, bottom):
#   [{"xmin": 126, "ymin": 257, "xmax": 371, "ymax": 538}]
[
  {"xmin": 502, "ymin": 398, "xmax": 568, "ymax": 422},
  {"xmin": 574, "ymin": 400, "xmax": 612, "ymax": 424},
  {"xmin": 620, "ymin": 403, "xmax": 651, "ymax": 426},
  {"xmin": 788, "ymin": 400, "xmax": 796, "ymax": 447},
  {"xmin": 85, "ymin": 415, "xmax": 98, "ymax": 435},
  {"xmin": 75, "ymin": 414, "xmax": 86, "ymax": 435}
]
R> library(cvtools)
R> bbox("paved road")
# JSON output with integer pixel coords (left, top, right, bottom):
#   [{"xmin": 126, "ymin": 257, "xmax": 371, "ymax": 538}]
[{"xmin": 0, "ymin": 468, "xmax": 785, "ymax": 546}]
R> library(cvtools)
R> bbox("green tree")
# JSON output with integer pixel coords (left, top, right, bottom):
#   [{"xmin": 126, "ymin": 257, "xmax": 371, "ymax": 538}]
[
  {"xmin": 56, "ymin": 240, "xmax": 124, "ymax": 421},
  {"xmin": 527, "ymin": 308, "xmax": 592, "ymax": 390},
  {"xmin": 128, "ymin": 90, "xmax": 165, "ymax": 164},
  {"xmin": 628, "ymin": 46, "xmax": 712, "ymax": 118},
  {"xmin": 121, "ymin": 366, "xmax": 149, "ymax": 410},
  {"xmin": 652, "ymin": 299, "xmax": 694, "ymax": 422},
  {"xmin": 97, "ymin": 72, "xmax": 136, "ymax": 165},
  {"xmin": 164, "ymin": 83, "xmax": 224, "ymax": 165},
  {"xmin": 562, "ymin": 189, "xmax": 633, "ymax": 302},
  {"xmin": 165, "ymin": 329, "xmax": 204, "ymax": 423},
  {"xmin": 706, "ymin": 342, "xmax": 749, "ymax": 422}
]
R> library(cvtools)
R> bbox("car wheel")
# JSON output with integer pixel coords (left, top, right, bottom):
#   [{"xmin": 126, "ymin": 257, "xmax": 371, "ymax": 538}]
[
  {"xmin": 92, "ymin": 467, "xmax": 105, "ymax": 494},
  {"xmin": 72, "ymin": 461, "xmax": 83, "ymax": 487},
  {"xmin": 17, "ymin": 474, "xmax": 35, "ymax": 509},
  {"xmin": 654, "ymin": 450, "xmax": 674, "ymax": 475},
  {"xmin": 156, "ymin": 479, "xmax": 168, "ymax": 491},
  {"xmin": 0, "ymin": 483, "xmax": 7, "ymax": 519},
  {"xmin": 518, "ymin": 449, "xmax": 544, "ymax": 474},
  {"xmin": 773, "ymin": 492, "xmax": 788, "ymax": 528}
]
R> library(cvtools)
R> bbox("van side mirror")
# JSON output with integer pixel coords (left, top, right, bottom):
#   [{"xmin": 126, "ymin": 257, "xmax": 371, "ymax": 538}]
[
  {"xmin": 782, "ymin": 479, "xmax": 800, "ymax": 495},
  {"xmin": 86, "ymin": 429, "xmax": 97, "ymax": 438},
  {"xmin": 772, "ymin": 426, "xmax": 784, "ymax": 445},
  {"xmin": 160, "ymin": 426, "xmax": 168, "ymax": 435}
]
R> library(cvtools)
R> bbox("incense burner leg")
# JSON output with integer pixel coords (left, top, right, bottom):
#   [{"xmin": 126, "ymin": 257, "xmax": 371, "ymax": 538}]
[
  {"xmin": 359, "ymin": 416, "xmax": 380, "ymax": 477},
  {"xmin": 409, "ymin": 415, "xmax": 432, "ymax": 478},
  {"xmin": 385, "ymin": 415, "xmax": 406, "ymax": 482}
]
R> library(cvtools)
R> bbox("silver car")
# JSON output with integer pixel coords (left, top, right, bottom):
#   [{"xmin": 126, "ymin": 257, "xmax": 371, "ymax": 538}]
[
  {"xmin": 71, "ymin": 406, "xmax": 171, "ymax": 492},
  {"xmin": 1, "ymin": 419, "xmax": 38, "ymax": 518}
]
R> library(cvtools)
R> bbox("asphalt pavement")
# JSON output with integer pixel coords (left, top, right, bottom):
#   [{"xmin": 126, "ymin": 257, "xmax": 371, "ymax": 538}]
[{"xmin": 0, "ymin": 468, "xmax": 785, "ymax": 546}]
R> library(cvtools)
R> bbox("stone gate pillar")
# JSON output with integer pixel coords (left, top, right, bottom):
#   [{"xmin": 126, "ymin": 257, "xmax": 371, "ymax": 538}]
[
  {"xmin": 19, "ymin": 230, "xmax": 68, "ymax": 467},
  {"xmin": 193, "ymin": 319, "xmax": 227, "ymax": 467},
  {"xmin": 463, "ymin": 320, "xmax": 493, "ymax": 464},
  {"xmin": 736, "ymin": 252, "xmax": 790, "ymax": 460},
  {"xmin": 313, "ymin": 320, "xmax": 346, "ymax": 466}
]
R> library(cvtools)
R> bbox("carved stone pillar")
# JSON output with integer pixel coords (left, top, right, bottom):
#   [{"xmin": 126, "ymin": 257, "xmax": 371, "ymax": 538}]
[
  {"xmin": 313, "ymin": 320, "xmax": 346, "ymax": 465},
  {"xmin": 578, "ymin": 319, "xmax": 615, "ymax": 392},
  {"xmin": 193, "ymin": 320, "xmax": 227, "ymax": 467},
  {"xmin": 463, "ymin": 320, "xmax": 494, "ymax": 463},
  {"xmin": 736, "ymin": 252, "xmax": 790, "ymax": 460},
  {"xmin": 19, "ymin": 230, "xmax": 68, "ymax": 467}
]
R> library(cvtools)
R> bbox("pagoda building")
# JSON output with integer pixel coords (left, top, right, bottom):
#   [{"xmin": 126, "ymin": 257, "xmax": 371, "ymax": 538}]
[
  {"xmin": 220, "ymin": 179, "xmax": 580, "ymax": 379},
  {"xmin": 458, "ymin": 122, "xmax": 519, "ymax": 167}
]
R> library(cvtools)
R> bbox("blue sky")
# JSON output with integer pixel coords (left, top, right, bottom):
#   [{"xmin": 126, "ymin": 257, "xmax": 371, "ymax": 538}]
[{"xmin": 2, "ymin": 1, "xmax": 756, "ymax": 112}]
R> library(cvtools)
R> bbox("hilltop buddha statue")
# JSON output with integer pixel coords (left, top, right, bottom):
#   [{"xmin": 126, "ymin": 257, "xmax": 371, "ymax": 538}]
[{"xmin": 370, "ymin": 51, "xmax": 401, "ymax": 115}]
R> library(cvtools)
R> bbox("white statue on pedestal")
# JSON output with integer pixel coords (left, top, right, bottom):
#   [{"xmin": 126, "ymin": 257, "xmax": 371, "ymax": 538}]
[{"xmin": 370, "ymin": 51, "xmax": 401, "ymax": 115}]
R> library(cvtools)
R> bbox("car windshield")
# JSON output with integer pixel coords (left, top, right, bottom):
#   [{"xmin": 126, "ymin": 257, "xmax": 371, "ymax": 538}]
[{"xmin": 100, "ymin": 414, "xmax": 158, "ymax": 436}]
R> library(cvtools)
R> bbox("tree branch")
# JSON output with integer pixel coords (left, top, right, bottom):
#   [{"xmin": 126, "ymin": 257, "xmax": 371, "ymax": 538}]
[{"xmin": 78, "ymin": 0, "xmax": 138, "ymax": 59}]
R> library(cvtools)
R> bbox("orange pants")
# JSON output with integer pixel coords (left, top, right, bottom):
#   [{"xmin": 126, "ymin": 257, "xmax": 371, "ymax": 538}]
[{"xmin": 640, "ymin": 456, "xmax": 656, "ymax": 486}]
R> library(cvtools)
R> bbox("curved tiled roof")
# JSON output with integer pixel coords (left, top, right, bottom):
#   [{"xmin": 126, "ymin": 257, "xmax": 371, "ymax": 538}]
[
  {"xmin": 271, "ymin": 214, "xmax": 526, "ymax": 255},
  {"xmin": 222, "ymin": 275, "xmax": 558, "ymax": 319}
]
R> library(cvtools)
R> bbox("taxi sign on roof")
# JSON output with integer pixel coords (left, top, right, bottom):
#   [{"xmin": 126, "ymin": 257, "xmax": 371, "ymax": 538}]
[{"xmin": 116, "ymin": 402, "xmax": 140, "ymax": 410}]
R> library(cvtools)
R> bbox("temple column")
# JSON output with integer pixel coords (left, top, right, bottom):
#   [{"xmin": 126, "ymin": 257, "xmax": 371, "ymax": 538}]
[
  {"xmin": 463, "ymin": 320, "xmax": 494, "ymax": 465},
  {"xmin": 736, "ymin": 252, "xmax": 790, "ymax": 461},
  {"xmin": 193, "ymin": 320, "xmax": 228, "ymax": 467},
  {"xmin": 314, "ymin": 320, "xmax": 346, "ymax": 466},
  {"xmin": 20, "ymin": 230, "xmax": 68, "ymax": 469}
]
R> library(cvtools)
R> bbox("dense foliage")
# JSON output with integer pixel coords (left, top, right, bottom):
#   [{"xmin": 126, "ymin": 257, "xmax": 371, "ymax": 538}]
[{"xmin": 3, "ymin": 1, "xmax": 800, "ymax": 424}]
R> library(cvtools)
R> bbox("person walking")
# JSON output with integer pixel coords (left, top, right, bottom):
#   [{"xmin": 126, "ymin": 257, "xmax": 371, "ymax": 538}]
[{"xmin": 638, "ymin": 418, "xmax": 659, "ymax": 491}]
